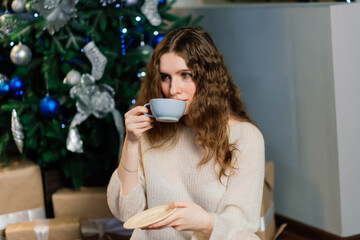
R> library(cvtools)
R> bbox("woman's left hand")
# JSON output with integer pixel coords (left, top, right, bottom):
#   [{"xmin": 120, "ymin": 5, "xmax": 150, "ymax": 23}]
[{"xmin": 146, "ymin": 201, "xmax": 215, "ymax": 237}]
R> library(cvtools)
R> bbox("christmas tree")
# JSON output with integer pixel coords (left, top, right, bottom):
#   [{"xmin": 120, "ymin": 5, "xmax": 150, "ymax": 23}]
[{"xmin": 0, "ymin": 0, "xmax": 202, "ymax": 188}]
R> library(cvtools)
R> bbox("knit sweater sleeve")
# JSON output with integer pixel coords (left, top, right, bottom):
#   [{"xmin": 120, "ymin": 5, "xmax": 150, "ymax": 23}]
[
  {"xmin": 202, "ymin": 123, "xmax": 265, "ymax": 240},
  {"xmin": 106, "ymin": 162, "xmax": 147, "ymax": 222}
]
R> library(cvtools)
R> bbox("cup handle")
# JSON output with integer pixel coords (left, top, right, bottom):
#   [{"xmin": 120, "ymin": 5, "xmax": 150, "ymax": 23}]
[{"xmin": 144, "ymin": 103, "xmax": 155, "ymax": 118}]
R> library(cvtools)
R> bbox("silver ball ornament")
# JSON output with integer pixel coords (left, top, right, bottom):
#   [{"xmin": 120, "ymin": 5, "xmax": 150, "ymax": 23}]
[
  {"xmin": 137, "ymin": 43, "xmax": 154, "ymax": 63},
  {"xmin": 10, "ymin": 43, "xmax": 32, "ymax": 66},
  {"xmin": 64, "ymin": 69, "xmax": 81, "ymax": 86},
  {"xmin": 0, "ymin": 73, "xmax": 9, "ymax": 83},
  {"xmin": 126, "ymin": 0, "xmax": 139, "ymax": 7},
  {"xmin": 11, "ymin": 0, "xmax": 26, "ymax": 13},
  {"xmin": 0, "ymin": 14, "xmax": 19, "ymax": 38}
]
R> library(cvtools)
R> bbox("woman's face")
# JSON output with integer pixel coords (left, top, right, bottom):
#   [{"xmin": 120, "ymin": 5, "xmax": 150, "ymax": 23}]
[{"xmin": 160, "ymin": 52, "xmax": 196, "ymax": 115}]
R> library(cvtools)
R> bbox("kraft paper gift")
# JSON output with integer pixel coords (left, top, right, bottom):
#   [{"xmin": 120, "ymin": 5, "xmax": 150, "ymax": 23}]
[
  {"xmin": 256, "ymin": 162, "xmax": 286, "ymax": 240},
  {"xmin": 5, "ymin": 218, "xmax": 80, "ymax": 240},
  {"xmin": 52, "ymin": 187, "xmax": 132, "ymax": 239},
  {"xmin": 0, "ymin": 159, "xmax": 46, "ymax": 231},
  {"xmin": 52, "ymin": 187, "xmax": 113, "ymax": 220}
]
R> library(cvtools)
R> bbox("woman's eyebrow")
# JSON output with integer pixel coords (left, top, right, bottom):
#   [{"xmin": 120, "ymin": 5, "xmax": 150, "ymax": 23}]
[{"xmin": 159, "ymin": 69, "xmax": 190, "ymax": 74}]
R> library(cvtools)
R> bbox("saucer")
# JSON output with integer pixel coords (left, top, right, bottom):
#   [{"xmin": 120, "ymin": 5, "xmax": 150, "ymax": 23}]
[{"xmin": 123, "ymin": 205, "xmax": 177, "ymax": 229}]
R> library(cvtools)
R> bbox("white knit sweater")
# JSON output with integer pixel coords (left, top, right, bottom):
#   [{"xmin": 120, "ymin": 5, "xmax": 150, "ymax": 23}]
[{"xmin": 107, "ymin": 122, "xmax": 265, "ymax": 240}]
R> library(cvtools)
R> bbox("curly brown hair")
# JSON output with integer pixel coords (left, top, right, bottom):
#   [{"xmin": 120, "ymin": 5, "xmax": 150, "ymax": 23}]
[{"xmin": 136, "ymin": 27, "xmax": 254, "ymax": 182}]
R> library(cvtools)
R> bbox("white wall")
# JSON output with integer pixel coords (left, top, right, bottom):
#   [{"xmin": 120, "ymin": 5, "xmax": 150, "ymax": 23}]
[
  {"xmin": 330, "ymin": 4, "xmax": 360, "ymax": 237},
  {"xmin": 173, "ymin": 2, "xmax": 360, "ymax": 237}
]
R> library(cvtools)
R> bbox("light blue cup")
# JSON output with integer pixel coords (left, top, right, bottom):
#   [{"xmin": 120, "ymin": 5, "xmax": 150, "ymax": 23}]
[{"xmin": 144, "ymin": 98, "xmax": 186, "ymax": 123}]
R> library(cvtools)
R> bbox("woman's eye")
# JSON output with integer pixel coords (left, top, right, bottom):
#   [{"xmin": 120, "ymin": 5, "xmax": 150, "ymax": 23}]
[
  {"xmin": 182, "ymin": 72, "xmax": 192, "ymax": 78},
  {"xmin": 161, "ymin": 74, "xmax": 170, "ymax": 81}
]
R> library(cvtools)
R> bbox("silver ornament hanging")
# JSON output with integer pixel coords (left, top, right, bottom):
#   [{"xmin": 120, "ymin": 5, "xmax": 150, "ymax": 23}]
[
  {"xmin": 65, "ymin": 43, "xmax": 124, "ymax": 154},
  {"xmin": 137, "ymin": 41, "xmax": 153, "ymax": 62},
  {"xmin": 0, "ymin": 13, "xmax": 19, "ymax": 38},
  {"xmin": 66, "ymin": 127, "xmax": 84, "ymax": 153},
  {"xmin": 83, "ymin": 41, "xmax": 107, "ymax": 80},
  {"xmin": 63, "ymin": 69, "xmax": 81, "ymax": 86},
  {"xmin": 66, "ymin": 74, "xmax": 124, "ymax": 153},
  {"xmin": 99, "ymin": 0, "xmax": 117, "ymax": 6},
  {"xmin": 99, "ymin": 0, "xmax": 138, "ymax": 7},
  {"xmin": 43, "ymin": 0, "xmax": 61, "ymax": 9},
  {"xmin": 141, "ymin": 0, "xmax": 161, "ymax": 26},
  {"xmin": 10, "ymin": 43, "xmax": 32, "ymax": 66},
  {"xmin": 0, "ymin": 73, "xmax": 9, "ymax": 83},
  {"xmin": 34, "ymin": 0, "xmax": 79, "ymax": 35},
  {"xmin": 126, "ymin": 0, "xmax": 138, "ymax": 7},
  {"xmin": 11, "ymin": 109, "xmax": 24, "ymax": 154},
  {"xmin": 11, "ymin": 0, "xmax": 26, "ymax": 13}
]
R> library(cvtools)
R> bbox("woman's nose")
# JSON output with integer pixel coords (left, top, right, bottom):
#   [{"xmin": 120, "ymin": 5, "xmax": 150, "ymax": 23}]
[{"xmin": 170, "ymin": 79, "xmax": 180, "ymax": 96}]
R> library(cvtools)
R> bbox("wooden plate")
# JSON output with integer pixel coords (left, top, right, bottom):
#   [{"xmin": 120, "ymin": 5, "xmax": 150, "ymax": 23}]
[{"xmin": 123, "ymin": 205, "xmax": 177, "ymax": 229}]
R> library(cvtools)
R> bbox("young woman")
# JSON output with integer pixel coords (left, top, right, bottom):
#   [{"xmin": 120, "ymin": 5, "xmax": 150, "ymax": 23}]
[{"xmin": 107, "ymin": 27, "xmax": 265, "ymax": 240}]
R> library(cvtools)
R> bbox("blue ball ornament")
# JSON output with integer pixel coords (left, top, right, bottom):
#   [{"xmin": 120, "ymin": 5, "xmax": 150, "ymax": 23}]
[
  {"xmin": 158, "ymin": 0, "xmax": 166, "ymax": 7},
  {"xmin": 9, "ymin": 77, "xmax": 26, "ymax": 99},
  {"xmin": 39, "ymin": 95, "xmax": 60, "ymax": 117},
  {"xmin": 154, "ymin": 33, "xmax": 165, "ymax": 47},
  {"xmin": 10, "ymin": 77, "xmax": 25, "ymax": 92},
  {"xmin": 0, "ymin": 80, "xmax": 10, "ymax": 96}
]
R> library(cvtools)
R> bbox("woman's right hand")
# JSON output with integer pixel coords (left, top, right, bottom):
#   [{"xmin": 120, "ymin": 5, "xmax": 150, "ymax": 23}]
[{"xmin": 124, "ymin": 106, "xmax": 155, "ymax": 143}]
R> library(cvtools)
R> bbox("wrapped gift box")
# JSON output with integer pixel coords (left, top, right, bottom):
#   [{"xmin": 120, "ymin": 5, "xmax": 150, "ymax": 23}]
[
  {"xmin": 81, "ymin": 218, "xmax": 132, "ymax": 240},
  {"xmin": 5, "ymin": 218, "xmax": 80, "ymax": 240},
  {"xmin": 52, "ymin": 187, "xmax": 113, "ymax": 220},
  {"xmin": 256, "ymin": 162, "xmax": 286, "ymax": 240},
  {"xmin": 52, "ymin": 187, "xmax": 132, "ymax": 239},
  {"xmin": 0, "ymin": 159, "xmax": 46, "ymax": 231}
]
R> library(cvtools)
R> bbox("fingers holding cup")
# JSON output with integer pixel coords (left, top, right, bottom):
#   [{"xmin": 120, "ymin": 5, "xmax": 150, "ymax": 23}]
[{"xmin": 125, "ymin": 106, "xmax": 155, "ymax": 141}]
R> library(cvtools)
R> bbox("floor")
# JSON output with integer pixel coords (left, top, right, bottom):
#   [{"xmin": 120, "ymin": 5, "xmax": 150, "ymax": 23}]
[
  {"xmin": 273, "ymin": 214, "xmax": 358, "ymax": 240},
  {"xmin": 277, "ymin": 230, "xmax": 311, "ymax": 240},
  {"xmin": 107, "ymin": 214, "xmax": 359, "ymax": 240}
]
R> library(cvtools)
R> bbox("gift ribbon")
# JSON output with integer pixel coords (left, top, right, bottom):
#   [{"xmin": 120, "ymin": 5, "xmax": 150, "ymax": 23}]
[
  {"xmin": 34, "ymin": 219, "xmax": 50, "ymax": 240},
  {"xmin": 259, "ymin": 202, "xmax": 274, "ymax": 232},
  {"xmin": 0, "ymin": 207, "xmax": 46, "ymax": 230},
  {"xmin": 81, "ymin": 218, "xmax": 132, "ymax": 240}
]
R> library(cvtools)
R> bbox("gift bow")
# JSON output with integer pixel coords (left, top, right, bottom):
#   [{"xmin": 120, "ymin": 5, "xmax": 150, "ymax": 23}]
[
  {"xmin": 0, "ymin": 207, "xmax": 46, "ymax": 230},
  {"xmin": 34, "ymin": 219, "xmax": 50, "ymax": 240}
]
